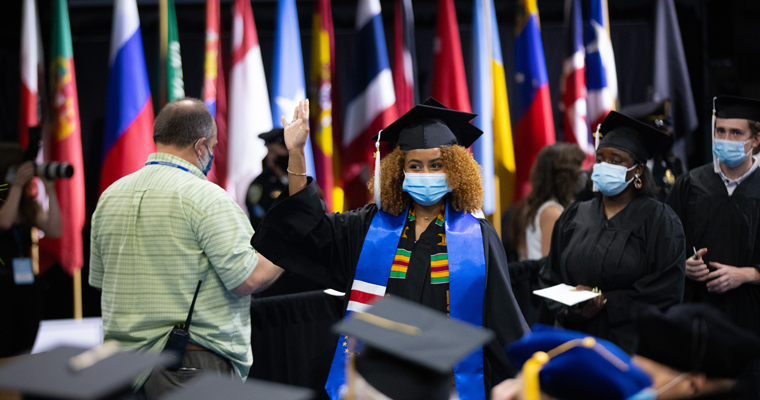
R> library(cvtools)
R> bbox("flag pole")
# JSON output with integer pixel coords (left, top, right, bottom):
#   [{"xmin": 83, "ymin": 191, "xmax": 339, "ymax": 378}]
[
  {"xmin": 74, "ymin": 269, "xmax": 82, "ymax": 319},
  {"xmin": 493, "ymin": 175, "xmax": 502, "ymax": 240}
]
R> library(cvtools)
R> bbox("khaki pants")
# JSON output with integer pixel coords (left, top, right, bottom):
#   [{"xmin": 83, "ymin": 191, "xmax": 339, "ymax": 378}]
[{"xmin": 137, "ymin": 350, "xmax": 236, "ymax": 399}]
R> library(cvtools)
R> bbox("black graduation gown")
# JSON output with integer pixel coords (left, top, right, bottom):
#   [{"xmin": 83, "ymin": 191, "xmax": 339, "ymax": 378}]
[
  {"xmin": 538, "ymin": 196, "xmax": 686, "ymax": 353},
  {"xmin": 252, "ymin": 179, "xmax": 529, "ymax": 393},
  {"xmin": 666, "ymin": 163, "xmax": 760, "ymax": 335}
]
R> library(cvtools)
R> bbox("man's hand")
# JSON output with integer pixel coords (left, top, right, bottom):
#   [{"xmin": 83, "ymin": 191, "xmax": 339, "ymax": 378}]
[
  {"xmin": 686, "ymin": 248, "xmax": 710, "ymax": 281},
  {"xmin": 566, "ymin": 285, "xmax": 605, "ymax": 320},
  {"xmin": 705, "ymin": 262, "xmax": 757, "ymax": 294},
  {"xmin": 491, "ymin": 377, "xmax": 523, "ymax": 400},
  {"xmin": 282, "ymin": 99, "xmax": 309, "ymax": 152}
]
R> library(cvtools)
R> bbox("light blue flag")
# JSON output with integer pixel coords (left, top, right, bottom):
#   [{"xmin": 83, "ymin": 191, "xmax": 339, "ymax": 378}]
[
  {"xmin": 271, "ymin": 0, "xmax": 315, "ymax": 178},
  {"xmin": 471, "ymin": 0, "xmax": 496, "ymax": 215}
]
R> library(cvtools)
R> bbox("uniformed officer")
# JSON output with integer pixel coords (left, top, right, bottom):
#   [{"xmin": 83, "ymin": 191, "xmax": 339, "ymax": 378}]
[
  {"xmin": 246, "ymin": 128, "xmax": 289, "ymax": 229},
  {"xmin": 620, "ymin": 99, "xmax": 686, "ymax": 201}
]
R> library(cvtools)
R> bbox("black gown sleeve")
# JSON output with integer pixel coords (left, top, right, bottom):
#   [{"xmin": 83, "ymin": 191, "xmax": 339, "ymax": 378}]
[
  {"xmin": 252, "ymin": 178, "xmax": 376, "ymax": 291},
  {"xmin": 480, "ymin": 219, "xmax": 530, "ymax": 385}
]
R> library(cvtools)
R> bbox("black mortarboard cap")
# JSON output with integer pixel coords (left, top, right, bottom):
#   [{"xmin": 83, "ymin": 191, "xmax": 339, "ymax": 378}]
[
  {"xmin": 715, "ymin": 95, "xmax": 760, "ymax": 122},
  {"xmin": 258, "ymin": 128, "xmax": 285, "ymax": 145},
  {"xmin": 636, "ymin": 304, "xmax": 760, "ymax": 378},
  {"xmin": 620, "ymin": 99, "xmax": 672, "ymax": 130},
  {"xmin": 0, "ymin": 345, "xmax": 171, "ymax": 399},
  {"xmin": 371, "ymin": 97, "xmax": 483, "ymax": 150},
  {"xmin": 598, "ymin": 111, "xmax": 673, "ymax": 162},
  {"xmin": 333, "ymin": 296, "xmax": 493, "ymax": 400},
  {"xmin": 161, "ymin": 374, "xmax": 314, "ymax": 400}
]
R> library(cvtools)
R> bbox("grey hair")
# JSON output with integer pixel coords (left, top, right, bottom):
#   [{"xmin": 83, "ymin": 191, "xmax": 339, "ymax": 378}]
[{"xmin": 153, "ymin": 97, "xmax": 216, "ymax": 148}]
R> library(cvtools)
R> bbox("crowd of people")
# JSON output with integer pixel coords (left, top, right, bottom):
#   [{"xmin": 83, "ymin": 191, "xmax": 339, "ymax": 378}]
[{"xmin": 3, "ymin": 93, "xmax": 760, "ymax": 400}]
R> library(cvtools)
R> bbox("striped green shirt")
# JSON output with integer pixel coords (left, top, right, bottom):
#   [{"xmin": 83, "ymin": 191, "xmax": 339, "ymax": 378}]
[{"xmin": 90, "ymin": 153, "xmax": 257, "ymax": 381}]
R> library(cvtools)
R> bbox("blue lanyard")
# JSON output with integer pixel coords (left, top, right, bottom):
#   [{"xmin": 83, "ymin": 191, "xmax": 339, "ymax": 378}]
[{"xmin": 145, "ymin": 161, "xmax": 194, "ymax": 174}]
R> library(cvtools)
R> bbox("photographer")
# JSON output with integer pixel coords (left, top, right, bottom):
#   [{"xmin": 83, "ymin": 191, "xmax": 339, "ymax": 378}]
[{"xmin": 0, "ymin": 142, "xmax": 62, "ymax": 358}]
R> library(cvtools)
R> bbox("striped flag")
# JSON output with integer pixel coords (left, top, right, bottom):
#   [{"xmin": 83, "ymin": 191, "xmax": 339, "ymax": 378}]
[
  {"xmin": 158, "ymin": 0, "xmax": 185, "ymax": 108},
  {"xmin": 100, "ymin": 0, "xmax": 156, "ymax": 193},
  {"xmin": 431, "ymin": 0, "xmax": 470, "ymax": 112},
  {"xmin": 40, "ymin": 0, "xmax": 85, "ymax": 275},
  {"xmin": 560, "ymin": 0, "xmax": 590, "ymax": 156},
  {"xmin": 310, "ymin": 0, "xmax": 337, "ymax": 212},
  {"xmin": 585, "ymin": 0, "xmax": 617, "ymax": 131},
  {"xmin": 393, "ymin": 0, "xmax": 417, "ymax": 115},
  {"xmin": 203, "ymin": 0, "xmax": 229, "ymax": 189},
  {"xmin": 228, "ymin": 0, "xmax": 272, "ymax": 212},
  {"xmin": 271, "ymin": 0, "xmax": 315, "ymax": 179},
  {"xmin": 471, "ymin": 0, "xmax": 516, "ymax": 216},
  {"xmin": 513, "ymin": 0, "xmax": 555, "ymax": 201},
  {"xmin": 19, "ymin": 0, "xmax": 43, "ymax": 150},
  {"xmin": 343, "ymin": 0, "xmax": 396, "ymax": 210}
]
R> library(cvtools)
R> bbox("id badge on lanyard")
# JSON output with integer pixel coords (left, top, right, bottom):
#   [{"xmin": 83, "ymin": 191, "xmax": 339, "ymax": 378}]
[{"xmin": 11, "ymin": 226, "xmax": 33, "ymax": 285}]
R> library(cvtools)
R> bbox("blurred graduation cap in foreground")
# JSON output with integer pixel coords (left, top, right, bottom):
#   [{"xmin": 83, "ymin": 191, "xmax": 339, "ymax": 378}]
[
  {"xmin": 0, "ymin": 343, "xmax": 171, "ymax": 399},
  {"xmin": 161, "ymin": 374, "xmax": 313, "ymax": 400},
  {"xmin": 506, "ymin": 324, "xmax": 652, "ymax": 400},
  {"xmin": 333, "ymin": 296, "xmax": 493, "ymax": 400},
  {"xmin": 597, "ymin": 110, "xmax": 673, "ymax": 162},
  {"xmin": 637, "ymin": 304, "xmax": 760, "ymax": 379}
]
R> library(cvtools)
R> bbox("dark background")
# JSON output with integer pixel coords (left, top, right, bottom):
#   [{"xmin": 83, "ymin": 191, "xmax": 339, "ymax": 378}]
[{"xmin": 0, "ymin": 0, "xmax": 758, "ymax": 319}]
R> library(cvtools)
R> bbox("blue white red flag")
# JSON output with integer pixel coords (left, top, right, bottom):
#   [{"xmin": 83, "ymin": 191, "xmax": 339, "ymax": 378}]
[
  {"xmin": 560, "ymin": 0, "xmax": 591, "ymax": 156},
  {"xmin": 342, "ymin": 0, "xmax": 397, "ymax": 209},
  {"xmin": 585, "ymin": 0, "xmax": 617, "ymax": 132},
  {"xmin": 100, "ymin": 0, "xmax": 155, "ymax": 193}
]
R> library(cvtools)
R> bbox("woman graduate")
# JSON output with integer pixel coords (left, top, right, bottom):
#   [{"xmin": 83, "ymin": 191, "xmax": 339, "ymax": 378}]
[
  {"xmin": 538, "ymin": 111, "xmax": 686, "ymax": 354},
  {"xmin": 666, "ymin": 95, "xmax": 760, "ymax": 336},
  {"xmin": 253, "ymin": 98, "xmax": 529, "ymax": 400}
]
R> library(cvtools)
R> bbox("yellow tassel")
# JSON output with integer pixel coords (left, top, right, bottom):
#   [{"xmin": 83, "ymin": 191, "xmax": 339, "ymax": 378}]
[{"xmin": 522, "ymin": 352, "xmax": 549, "ymax": 400}]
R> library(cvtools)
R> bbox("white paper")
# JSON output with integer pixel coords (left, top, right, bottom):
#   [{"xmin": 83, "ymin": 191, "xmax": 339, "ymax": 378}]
[
  {"xmin": 533, "ymin": 284, "xmax": 601, "ymax": 306},
  {"xmin": 31, "ymin": 318, "xmax": 103, "ymax": 354}
]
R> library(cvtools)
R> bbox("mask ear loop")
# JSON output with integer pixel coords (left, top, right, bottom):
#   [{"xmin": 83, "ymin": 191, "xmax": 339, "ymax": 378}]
[
  {"xmin": 712, "ymin": 97, "xmax": 720, "ymax": 173},
  {"xmin": 373, "ymin": 131, "xmax": 382, "ymax": 209},
  {"xmin": 592, "ymin": 124, "xmax": 602, "ymax": 192}
]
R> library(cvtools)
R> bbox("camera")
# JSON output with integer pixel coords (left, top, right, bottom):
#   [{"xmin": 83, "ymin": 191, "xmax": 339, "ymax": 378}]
[{"xmin": 5, "ymin": 162, "xmax": 74, "ymax": 183}]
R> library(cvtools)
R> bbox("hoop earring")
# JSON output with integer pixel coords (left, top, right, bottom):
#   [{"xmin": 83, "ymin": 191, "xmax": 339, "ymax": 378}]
[{"xmin": 634, "ymin": 174, "xmax": 643, "ymax": 189}]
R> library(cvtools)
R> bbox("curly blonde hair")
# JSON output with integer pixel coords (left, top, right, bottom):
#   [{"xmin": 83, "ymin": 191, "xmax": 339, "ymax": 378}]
[{"xmin": 368, "ymin": 145, "xmax": 484, "ymax": 216}]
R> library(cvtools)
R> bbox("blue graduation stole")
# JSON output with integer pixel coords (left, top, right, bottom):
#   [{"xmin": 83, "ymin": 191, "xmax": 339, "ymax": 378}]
[{"xmin": 325, "ymin": 201, "xmax": 487, "ymax": 400}]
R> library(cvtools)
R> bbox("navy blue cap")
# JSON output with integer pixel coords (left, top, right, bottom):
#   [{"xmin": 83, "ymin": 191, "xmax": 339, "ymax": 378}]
[{"xmin": 507, "ymin": 325, "xmax": 652, "ymax": 400}]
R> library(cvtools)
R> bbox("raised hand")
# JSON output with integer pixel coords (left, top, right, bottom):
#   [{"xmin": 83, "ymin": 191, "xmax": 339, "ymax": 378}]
[{"xmin": 282, "ymin": 99, "xmax": 310, "ymax": 152}]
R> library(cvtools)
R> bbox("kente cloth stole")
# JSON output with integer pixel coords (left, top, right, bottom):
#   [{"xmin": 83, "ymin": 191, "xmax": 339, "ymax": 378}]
[{"xmin": 324, "ymin": 202, "xmax": 487, "ymax": 400}]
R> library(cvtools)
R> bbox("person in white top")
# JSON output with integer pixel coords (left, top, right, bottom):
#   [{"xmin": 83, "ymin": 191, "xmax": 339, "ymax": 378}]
[{"xmin": 508, "ymin": 143, "xmax": 587, "ymax": 260}]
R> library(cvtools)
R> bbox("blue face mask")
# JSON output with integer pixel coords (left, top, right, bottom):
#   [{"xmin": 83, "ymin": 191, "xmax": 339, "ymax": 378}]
[
  {"xmin": 591, "ymin": 162, "xmax": 636, "ymax": 197},
  {"xmin": 402, "ymin": 172, "xmax": 451, "ymax": 206},
  {"xmin": 713, "ymin": 138, "xmax": 751, "ymax": 168},
  {"xmin": 196, "ymin": 139, "xmax": 214, "ymax": 176}
]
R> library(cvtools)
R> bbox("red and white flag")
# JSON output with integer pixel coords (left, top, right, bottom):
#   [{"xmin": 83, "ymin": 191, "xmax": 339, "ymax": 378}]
[
  {"xmin": 560, "ymin": 0, "xmax": 590, "ymax": 156},
  {"xmin": 430, "ymin": 0, "xmax": 470, "ymax": 112},
  {"xmin": 19, "ymin": 0, "xmax": 43, "ymax": 149},
  {"xmin": 227, "ymin": 0, "xmax": 272, "ymax": 212}
]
